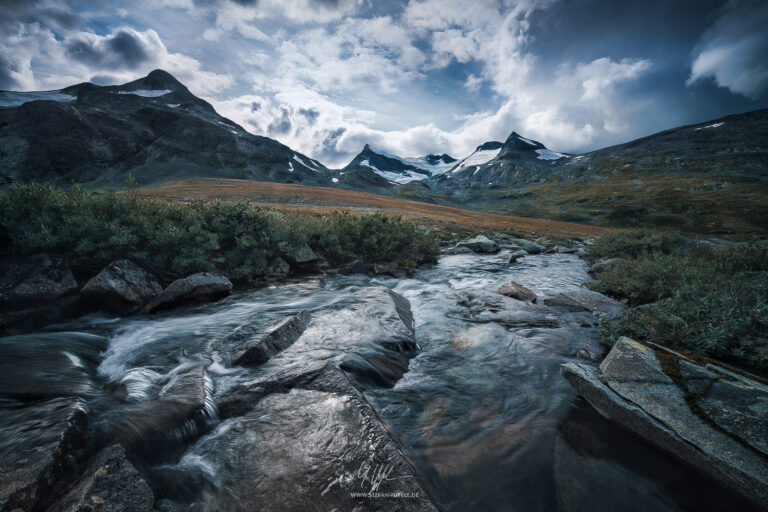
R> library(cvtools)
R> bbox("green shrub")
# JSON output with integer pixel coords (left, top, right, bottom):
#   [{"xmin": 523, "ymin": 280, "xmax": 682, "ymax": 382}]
[
  {"xmin": 0, "ymin": 183, "xmax": 439, "ymax": 281},
  {"xmin": 586, "ymin": 228, "xmax": 684, "ymax": 261}
]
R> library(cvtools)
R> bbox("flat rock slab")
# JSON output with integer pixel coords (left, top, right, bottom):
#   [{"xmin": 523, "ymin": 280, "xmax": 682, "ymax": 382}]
[
  {"xmin": 144, "ymin": 272, "xmax": 232, "ymax": 312},
  {"xmin": 544, "ymin": 288, "xmax": 624, "ymax": 316},
  {"xmin": 561, "ymin": 337, "xmax": 768, "ymax": 508},
  {"xmin": 187, "ymin": 363, "xmax": 438, "ymax": 511},
  {"xmin": 495, "ymin": 280, "xmax": 537, "ymax": 302},
  {"xmin": 230, "ymin": 311, "xmax": 311, "ymax": 367},
  {"xmin": 455, "ymin": 289, "xmax": 559, "ymax": 328},
  {"xmin": 81, "ymin": 259, "xmax": 162, "ymax": 313},
  {"xmin": 0, "ymin": 397, "xmax": 88, "ymax": 511},
  {"xmin": 48, "ymin": 445, "xmax": 154, "ymax": 512}
]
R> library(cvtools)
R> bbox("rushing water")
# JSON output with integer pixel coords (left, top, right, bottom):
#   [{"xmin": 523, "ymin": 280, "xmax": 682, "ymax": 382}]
[{"xmin": 2, "ymin": 250, "xmax": 754, "ymax": 510}]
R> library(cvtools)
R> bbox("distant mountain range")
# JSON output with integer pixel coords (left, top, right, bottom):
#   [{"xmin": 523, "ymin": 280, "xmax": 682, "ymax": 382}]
[
  {"xmin": 0, "ymin": 70, "xmax": 332, "ymax": 187},
  {"xmin": 1, "ymin": 70, "xmax": 766, "ymax": 235}
]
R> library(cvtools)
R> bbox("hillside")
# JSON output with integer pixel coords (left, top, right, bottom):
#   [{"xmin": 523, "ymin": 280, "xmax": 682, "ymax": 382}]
[{"xmin": 138, "ymin": 178, "xmax": 612, "ymax": 238}]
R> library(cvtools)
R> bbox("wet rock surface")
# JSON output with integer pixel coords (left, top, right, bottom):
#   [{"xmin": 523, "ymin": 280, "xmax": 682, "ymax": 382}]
[
  {"xmin": 544, "ymin": 288, "xmax": 624, "ymax": 316},
  {"xmin": 561, "ymin": 337, "xmax": 768, "ymax": 508},
  {"xmin": 80, "ymin": 260, "xmax": 162, "ymax": 314},
  {"xmin": 0, "ymin": 254, "xmax": 78, "ymax": 307},
  {"xmin": 455, "ymin": 289, "xmax": 559, "ymax": 328},
  {"xmin": 144, "ymin": 272, "xmax": 232, "ymax": 312},
  {"xmin": 495, "ymin": 280, "xmax": 537, "ymax": 302},
  {"xmin": 185, "ymin": 362, "xmax": 438, "ymax": 512},
  {"xmin": 230, "ymin": 311, "xmax": 311, "ymax": 367},
  {"xmin": 456, "ymin": 235, "xmax": 498, "ymax": 253},
  {"xmin": 48, "ymin": 444, "xmax": 154, "ymax": 512},
  {"xmin": 0, "ymin": 397, "xmax": 89, "ymax": 512}
]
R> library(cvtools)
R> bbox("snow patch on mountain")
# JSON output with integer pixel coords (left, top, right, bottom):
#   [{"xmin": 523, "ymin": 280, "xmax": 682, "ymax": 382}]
[
  {"xmin": 452, "ymin": 146, "xmax": 502, "ymax": 173},
  {"xmin": 535, "ymin": 149, "xmax": 567, "ymax": 160},
  {"xmin": 116, "ymin": 89, "xmax": 172, "ymax": 97},
  {"xmin": 695, "ymin": 122, "xmax": 724, "ymax": 130}
]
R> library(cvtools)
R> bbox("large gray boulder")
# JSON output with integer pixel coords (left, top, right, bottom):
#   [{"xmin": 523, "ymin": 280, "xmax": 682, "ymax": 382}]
[
  {"xmin": 283, "ymin": 243, "xmax": 319, "ymax": 265},
  {"xmin": 495, "ymin": 280, "xmax": 537, "ymax": 302},
  {"xmin": 48, "ymin": 445, "xmax": 154, "ymax": 512},
  {"xmin": 0, "ymin": 397, "xmax": 88, "ymax": 512},
  {"xmin": 456, "ymin": 235, "xmax": 498, "ymax": 253},
  {"xmin": 455, "ymin": 289, "xmax": 559, "ymax": 328},
  {"xmin": 0, "ymin": 254, "xmax": 78, "ymax": 307},
  {"xmin": 80, "ymin": 259, "xmax": 162, "ymax": 313},
  {"xmin": 187, "ymin": 362, "xmax": 439, "ymax": 511},
  {"xmin": 544, "ymin": 288, "xmax": 624, "ymax": 316},
  {"xmin": 229, "ymin": 311, "xmax": 311, "ymax": 367},
  {"xmin": 561, "ymin": 337, "xmax": 768, "ymax": 508},
  {"xmin": 144, "ymin": 272, "xmax": 232, "ymax": 312}
]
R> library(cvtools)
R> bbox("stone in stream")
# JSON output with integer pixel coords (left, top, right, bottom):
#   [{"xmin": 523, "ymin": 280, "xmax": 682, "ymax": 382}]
[
  {"xmin": 507, "ymin": 238, "xmax": 545, "ymax": 254},
  {"xmin": 456, "ymin": 289, "xmax": 560, "ymax": 328},
  {"xmin": 282, "ymin": 243, "xmax": 319, "ymax": 265},
  {"xmin": 441, "ymin": 246, "xmax": 472, "ymax": 255},
  {"xmin": 337, "ymin": 259, "xmax": 374, "ymax": 275},
  {"xmin": 47, "ymin": 444, "xmax": 154, "ymax": 512},
  {"xmin": 230, "ymin": 311, "xmax": 311, "ymax": 367},
  {"xmin": 144, "ymin": 272, "xmax": 232, "ymax": 312},
  {"xmin": 543, "ymin": 288, "xmax": 624, "ymax": 316},
  {"xmin": 561, "ymin": 337, "xmax": 768, "ymax": 508},
  {"xmin": 0, "ymin": 254, "xmax": 78, "ymax": 307},
  {"xmin": 456, "ymin": 235, "xmax": 499, "ymax": 253},
  {"xmin": 80, "ymin": 259, "xmax": 163, "ymax": 314},
  {"xmin": 495, "ymin": 280, "xmax": 537, "ymax": 302},
  {"xmin": 187, "ymin": 362, "xmax": 439, "ymax": 511},
  {"xmin": 0, "ymin": 397, "xmax": 89, "ymax": 512},
  {"xmin": 507, "ymin": 249, "xmax": 528, "ymax": 263}
]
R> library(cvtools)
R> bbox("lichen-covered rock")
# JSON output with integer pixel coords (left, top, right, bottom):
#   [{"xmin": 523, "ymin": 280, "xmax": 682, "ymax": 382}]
[
  {"xmin": 495, "ymin": 280, "xmax": 537, "ymax": 302},
  {"xmin": 80, "ymin": 260, "xmax": 162, "ymax": 313},
  {"xmin": 144, "ymin": 272, "xmax": 232, "ymax": 312},
  {"xmin": 456, "ymin": 235, "xmax": 498, "ymax": 253},
  {"xmin": 48, "ymin": 445, "xmax": 154, "ymax": 512},
  {"xmin": 0, "ymin": 254, "xmax": 78, "ymax": 307},
  {"xmin": 0, "ymin": 397, "xmax": 88, "ymax": 512},
  {"xmin": 561, "ymin": 338, "xmax": 768, "ymax": 508},
  {"xmin": 231, "ymin": 311, "xmax": 311, "ymax": 367},
  {"xmin": 544, "ymin": 288, "xmax": 624, "ymax": 316}
]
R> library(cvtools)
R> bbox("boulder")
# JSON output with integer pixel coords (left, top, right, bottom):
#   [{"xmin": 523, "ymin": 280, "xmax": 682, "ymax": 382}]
[
  {"xmin": 266, "ymin": 257, "xmax": 291, "ymax": 277},
  {"xmin": 48, "ymin": 445, "xmax": 154, "ymax": 512},
  {"xmin": 561, "ymin": 338, "xmax": 768, "ymax": 509},
  {"xmin": 508, "ymin": 250, "xmax": 528, "ymax": 263},
  {"xmin": 507, "ymin": 238, "xmax": 545, "ymax": 254},
  {"xmin": 337, "ymin": 259, "xmax": 373, "ymax": 274},
  {"xmin": 0, "ymin": 397, "xmax": 88, "ymax": 512},
  {"xmin": 456, "ymin": 289, "xmax": 560, "ymax": 328},
  {"xmin": 80, "ymin": 260, "xmax": 162, "ymax": 313},
  {"xmin": 144, "ymin": 272, "xmax": 232, "ymax": 312},
  {"xmin": 441, "ymin": 246, "xmax": 472, "ymax": 255},
  {"xmin": 230, "ymin": 311, "xmax": 311, "ymax": 367},
  {"xmin": 373, "ymin": 261, "xmax": 405, "ymax": 278},
  {"xmin": 283, "ymin": 243, "xmax": 319, "ymax": 265},
  {"xmin": 456, "ymin": 235, "xmax": 498, "ymax": 253},
  {"xmin": 589, "ymin": 258, "xmax": 624, "ymax": 276},
  {"xmin": 543, "ymin": 288, "xmax": 624, "ymax": 316},
  {"xmin": 495, "ymin": 280, "xmax": 537, "ymax": 302},
  {"xmin": 187, "ymin": 363, "xmax": 439, "ymax": 511},
  {"xmin": 0, "ymin": 254, "xmax": 78, "ymax": 307},
  {"xmin": 555, "ymin": 245, "xmax": 578, "ymax": 254}
]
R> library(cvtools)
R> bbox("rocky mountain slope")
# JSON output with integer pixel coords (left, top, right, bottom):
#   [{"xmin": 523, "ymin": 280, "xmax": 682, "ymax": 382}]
[
  {"xmin": 0, "ymin": 70, "xmax": 333, "ymax": 187},
  {"xmin": 341, "ymin": 144, "xmax": 457, "ymax": 184}
]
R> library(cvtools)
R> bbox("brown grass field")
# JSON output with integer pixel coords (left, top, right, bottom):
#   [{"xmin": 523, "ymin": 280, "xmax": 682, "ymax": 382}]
[{"xmin": 139, "ymin": 178, "xmax": 613, "ymax": 238}]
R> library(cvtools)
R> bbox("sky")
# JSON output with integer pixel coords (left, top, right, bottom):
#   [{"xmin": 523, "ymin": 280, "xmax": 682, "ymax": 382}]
[{"xmin": 1, "ymin": 0, "xmax": 767, "ymax": 168}]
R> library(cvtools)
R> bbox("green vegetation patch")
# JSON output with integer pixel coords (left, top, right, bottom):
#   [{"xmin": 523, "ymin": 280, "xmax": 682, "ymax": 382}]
[
  {"xmin": 0, "ymin": 183, "xmax": 439, "ymax": 282},
  {"xmin": 588, "ymin": 229, "xmax": 768, "ymax": 373}
]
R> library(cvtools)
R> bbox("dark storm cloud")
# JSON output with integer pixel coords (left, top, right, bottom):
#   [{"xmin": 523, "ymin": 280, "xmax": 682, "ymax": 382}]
[
  {"xmin": 230, "ymin": 0, "xmax": 259, "ymax": 5},
  {"xmin": 251, "ymin": 101, "xmax": 261, "ymax": 112},
  {"xmin": 267, "ymin": 106, "xmax": 292, "ymax": 134},
  {"xmin": 688, "ymin": 0, "xmax": 768, "ymax": 99},
  {"xmin": 0, "ymin": 56, "xmax": 18, "ymax": 90},
  {"xmin": 298, "ymin": 107, "xmax": 320, "ymax": 124},
  {"xmin": 67, "ymin": 31, "xmax": 150, "ymax": 70}
]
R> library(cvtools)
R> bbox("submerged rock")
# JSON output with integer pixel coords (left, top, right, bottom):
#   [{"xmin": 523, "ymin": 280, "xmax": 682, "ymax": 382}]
[
  {"xmin": 0, "ymin": 397, "xmax": 88, "ymax": 512},
  {"xmin": 48, "ymin": 444, "xmax": 154, "ymax": 512},
  {"xmin": 0, "ymin": 254, "xmax": 78, "ymax": 307},
  {"xmin": 456, "ymin": 289, "xmax": 559, "ymax": 328},
  {"xmin": 495, "ymin": 280, "xmax": 537, "ymax": 302},
  {"xmin": 561, "ymin": 337, "xmax": 768, "ymax": 508},
  {"xmin": 544, "ymin": 288, "xmax": 624, "ymax": 316},
  {"xmin": 507, "ymin": 249, "xmax": 528, "ymax": 263},
  {"xmin": 187, "ymin": 363, "xmax": 439, "ymax": 511},
  {"xmin": 456, "ymin": 235, "xmax": 498, "ymax": 253},
  {"xmin": 230, "ymin": 311, "xmax": 311, "ymax": 367},
  {"xmin": 80, "ymin": 259, "xmax": 162, "ymax": 314},
  {"xmin": 144, "ymin": 272, "xmax": 232, "ymax": 312}
]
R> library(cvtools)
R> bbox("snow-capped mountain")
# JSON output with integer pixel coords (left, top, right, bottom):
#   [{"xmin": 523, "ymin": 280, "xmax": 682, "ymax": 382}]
[
  {"xmin": 342, "ymin": 144, "xmax": 458, "ymax": 184},
  {"xmin": 0, "ymin": 69, "xmax": 333, "ymax": 187},
  {"xmin": 447, "ymin": 141, "xmax": 504, "ymax": 174}
]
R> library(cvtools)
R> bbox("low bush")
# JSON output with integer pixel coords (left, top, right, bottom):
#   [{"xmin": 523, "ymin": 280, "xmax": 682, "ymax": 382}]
[
  {"xmin": 590, "ymin": 229, "xmax": 768, "ymax": 373},
  {"xmin": 0, "ymin": 183, "xmax": 439, "ymax": 281},
  {"xmin": 586, "ymin": 228, "xmax": 684, "ymax": 261}
]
